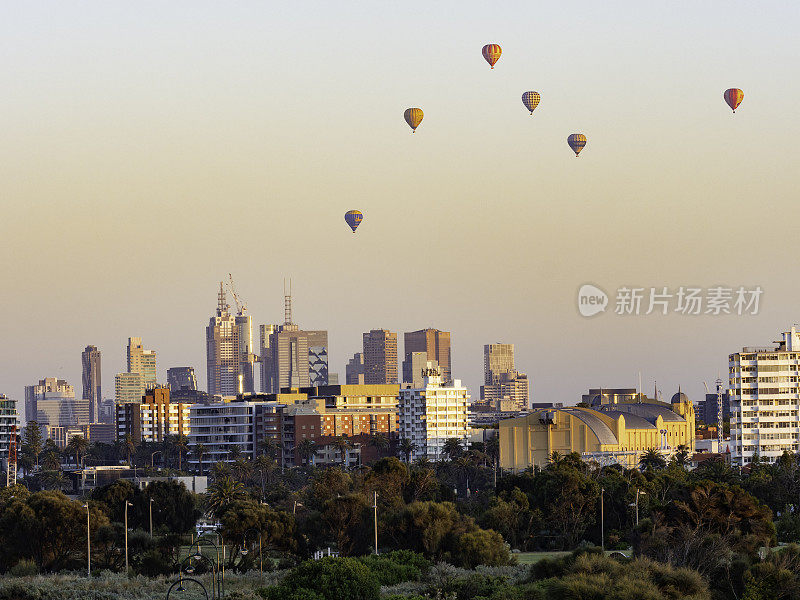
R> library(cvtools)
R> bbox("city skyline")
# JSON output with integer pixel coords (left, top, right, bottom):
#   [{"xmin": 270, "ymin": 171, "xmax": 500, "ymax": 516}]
[{"xmin": 1, "ymin": 2, "xmax": 798, "ymax": 414}]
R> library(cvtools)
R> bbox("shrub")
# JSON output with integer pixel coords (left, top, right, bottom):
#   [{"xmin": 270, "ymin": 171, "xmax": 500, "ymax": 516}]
[
  {"xmin": 9, "ymin": 559, "xmax": 38, "ymax": 577},
  {"xmin": 267, "ymin": 557, "xmax": 380, "ymax": 600},
  {"xmin": 359, "ymin": 551, "xmax": 430, "ymax": 585}
]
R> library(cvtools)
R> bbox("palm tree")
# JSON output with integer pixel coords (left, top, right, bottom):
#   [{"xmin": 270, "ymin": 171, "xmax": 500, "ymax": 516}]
[
  {"xmin": 295, "ymin": 439, "xmax": 318, "ymax": 467},
  {"xmin": 332, "ymin": 435, "xmax": 351, "ymax": 468},
  {"xmin": 253, "ymin": 455, "xmax": 275, "ymax": 501},
  {"xmin": 193, "ymin": 443, "xmax": 207, "ymax": 475},
  {"xmin": 66, "ymin": 435, "xmax": 89, "ymax": 467},
  {"xmin": 227, "ymin": 445, "xmax": 243, "ymax": 462},
  {"xmin": 442, "ymin": 437, "xmax": 464, "ymax": 462},
  {"xmin": 124, "ymin": 434, "xmax": 136, "ymax": 467},
  {"xmin": 549, "ymin": 450, "xmax": 562, "ymax": 465},
  {"xmin": 367, "ymin": 434, "xmax": 390, "ymax": 458},
  {"xmin": 206, "ymin": 476, "xmax": 245, "ymax": 518},
  {"xmin": 639, "ymin": 448, "xmax": 667, "ymax": 471},
  {"xmin": 673, "ymin": 444, "xmax": 690, "ymax": 468},
  {"xmin": 41, "ymin": 448, "xmax": 61, "ymax": 471},
  {"xmin": 399, "ymin": 438, "xmax": 416, "ymax": 463},
  {"xmin": 173, "ymin": 434, "xmax": 189, "ymax": 473}
]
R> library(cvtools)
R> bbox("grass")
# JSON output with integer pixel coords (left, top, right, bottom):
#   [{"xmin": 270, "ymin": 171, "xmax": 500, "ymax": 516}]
[{"xmin": 515, "ymin": 549, "xmax": 632, "ymax": 564}]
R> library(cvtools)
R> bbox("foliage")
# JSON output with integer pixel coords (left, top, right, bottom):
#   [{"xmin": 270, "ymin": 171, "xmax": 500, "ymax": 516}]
[{"xmin": 264, "ymin": 557, "xmax": 380, "ymax": 600}]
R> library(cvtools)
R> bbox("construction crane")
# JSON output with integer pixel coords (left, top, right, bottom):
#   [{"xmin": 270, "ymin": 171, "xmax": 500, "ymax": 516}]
[{"xmin": 228, "ymin": 273, "xmax": 247, "ymax": 316}]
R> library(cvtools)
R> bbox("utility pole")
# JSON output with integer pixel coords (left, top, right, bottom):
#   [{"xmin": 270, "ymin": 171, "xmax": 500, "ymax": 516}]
[
  {"xmin": 600, "ymin": 487, "xmax": 605, "ymax": 552},
  {"xmin": 84, "ymin": 503, "xmax": 91, "ymax": 578},
  {"xmin": 149, "ymin": 498, "xmax": 154, "ymax": 538},
  {"xmin": 373, "ymin": 491, "xmax": 378, "ymax": 555},
  {"xmin": 124, "ymin": 501, "xmax": 133, "ymax": 573}
]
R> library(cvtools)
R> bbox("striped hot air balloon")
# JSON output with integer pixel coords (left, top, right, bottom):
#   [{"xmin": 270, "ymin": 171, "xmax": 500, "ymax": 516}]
[
  {"xmin": 567, "ymin": 133, "xmax": 587, "ymax": 157},
  {"xmin": 724, "ymin": 88, "xmax": 744, "ymax": 113},
  {"xmin": 344, "ymin": 210, "xmax": 363, "ymax": 233},
  {"xmin": 482, "ymin": 44, "xmax": 502, "ymax": 68},
  {"xmin": 522, "ymin": 91, "xmax": 541, "ymax": 115},
  {"xmin": 404, "ymin": 108, "xmax": 424, "ymax": 133}
]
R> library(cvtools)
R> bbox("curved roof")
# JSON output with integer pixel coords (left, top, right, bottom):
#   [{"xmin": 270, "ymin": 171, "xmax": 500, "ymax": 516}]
[
  {"xmin": 561, "ymin": 408, "xmax": 619, "ymax": 445},
  {"xmin": 599, "ymin": 410, "xmax": 656, "ymax": 430},
  {"xmin": 671, "ymin": 392, "xmax": 689, "ymax": 404},
  {"xmin": 599, "ymin": 402, "xmax": 685, "ymax": 424}
]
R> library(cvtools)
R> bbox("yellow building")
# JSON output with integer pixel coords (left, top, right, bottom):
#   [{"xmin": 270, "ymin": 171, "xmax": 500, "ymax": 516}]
[{"xmin": 500, "ymin": 393, "xmax": 695, "ymax": 470}]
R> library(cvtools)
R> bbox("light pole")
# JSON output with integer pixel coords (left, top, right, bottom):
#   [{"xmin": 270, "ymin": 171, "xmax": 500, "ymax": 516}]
[
  {"xmin": 151, "ymin": 450, "xmax": 162, "ymax": 469},
  {"xmin": 634, "ymin": 489, "xmax": 646, "ymax": 526},
  {"xmin": 293, "ymin": 500, "xmax": 303, "ymax": 515},
  {"xmin": 241, "ymin": 528, "xmax": 262, "ymax": 581},
  {"xmin": 373, "ymin": 491, "xmax": 378, "ymax": 555},
  {"xmin": 600, "ymin": 487, "xmax": 605, "ymax": 552},
  {"xmin": 149, "ymin": 497, "xmax": 154, "ymax": 537},
  {"xmin": 84, "ymin": 503, "xmax": 91, "ymax": 578},
  {"xmin": 124, "ymin": 500, "xmax": 133, "ymax": 573}
]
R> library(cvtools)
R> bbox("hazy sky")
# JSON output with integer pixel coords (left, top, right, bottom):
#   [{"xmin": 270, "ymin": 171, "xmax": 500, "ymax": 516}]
[{"xmin": 2, "ymin": 1, "xmax": 799, "ymax": 413}]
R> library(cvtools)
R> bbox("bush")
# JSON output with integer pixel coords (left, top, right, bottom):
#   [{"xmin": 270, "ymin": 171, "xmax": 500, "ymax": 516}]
[
  {"xmin": 359, "ymin": 551, "xmax": 430, "ymax": 585},
  {"xmin": 267, "ymin": 557, "xmax": 380, "ymax": 600},
  {"xmin": 8, "ymin": 559, "xmax": 38, "ymax": 577}
]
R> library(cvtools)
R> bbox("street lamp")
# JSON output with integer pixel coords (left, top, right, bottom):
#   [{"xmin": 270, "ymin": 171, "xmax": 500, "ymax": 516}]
[
  {"xmin": 124, "ymin": 500, "xmax": 133, "ymax": 573},
  {"xmin": 189, "ymin": 535, "xmax": 223, "ymax": 598},
  {"xmin": 241, "ymin": 528, "xmax": 262, "ymax": 580},
  {"xmin": 600, "ymin": 487, "xmax": 605, "ymax": 552},
  {"xmin": 180, "ymin": 553, "xmax": 217, "ymax": 599},
  {"xmin": 633, "ymin": 489, "xmax": 646, "ymax": 526},
  {"xmin": 84, "ymin": 503, "xmax": 91, "ymax": 578},
  {"xmin": 166, "ymin": 577, "xmax": 209, "ymax": 600},
  {"xmin": 151, "ymin": 450, "xmax": 162, "ymax": 469},
  {"xmin": 293, "ymin": 500, "xmax": 303, "ymax": 515},
  {"xmin": 149, "ymin": 498, "xmax": 154, "ymax": 537}
]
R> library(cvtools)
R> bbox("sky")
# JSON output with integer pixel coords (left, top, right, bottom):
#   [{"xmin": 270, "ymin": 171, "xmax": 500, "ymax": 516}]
[{"xmin": 1, "ymin": 1, "xmax": 799, "ymax": 414}]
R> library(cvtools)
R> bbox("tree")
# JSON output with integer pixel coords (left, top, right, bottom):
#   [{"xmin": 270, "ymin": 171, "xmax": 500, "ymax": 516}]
[
  {"xmin": 21, "ymin": 421, "xmax": 43, "ymax": 469},
  {"xmin": 193, "ymin": 443, "xmax": 206, "ymax": 475},
  {"xmin": 272, "ymin": 557, "xmax": 380, "ymax": 600},
  {"xmin": 320, "ymin": 494, "xmax": 370, "ymax": 556},
  {"xmin": 673, "ymin": 444, "xmax": 690, "ymax": 468},
  {"xmin": 172, "ymin": 434, "xmax": 189, "ymax": 473},
  {"xmin": 640, "ymin": 448, "xmax": 667, "ymax": 472},
  {"xmin": 124, "ymin": 434, "xmax": 137, "ymax": 466},
  {"xmin": 399, "ymin": 438, "xmax": 416, "ymax": 463},
  {"xmin": 41, "ymin": 439, "xmax": 61, "ymax": 472},
  {"xmin": 332, "ymin": 436, "xmax": 351, "ymax": 468},
  {"xmin": 367, "ymin": 434, "xmax": 390, "ymax": 459},
  {"xmin": 442, "ymin": 438, "xmax": 464, "ymax": 462},
  {"xmin": 253, "ymin": 454, "xmax": 276, "ymax": 501},
  {"xmin": 66, "ymin": 434, "xmax": 88, "ymax": 468},
  {"xmin": 296, "ymin": 439, "xmax": 318, "ymax": 467},
  {"xmin": 206, "ymin": 476, "xmax": 246, "ymax": 518}
]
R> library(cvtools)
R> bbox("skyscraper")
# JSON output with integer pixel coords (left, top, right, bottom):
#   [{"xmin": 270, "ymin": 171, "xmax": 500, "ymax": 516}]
[
  {"xmin": 206, "ymin": 283, "xmax": 241, "ymax": 397},
  {"xmin": 24, "ymin": 377, "xmax": 88, "ymax": 426},
  {"xmin": 236, "ymin": 313, "xmax": 256, "ymax": 393},
  {"xmin": 81, "ymin": 345, "xmax": 102, "ymax": 422},
  {"xmin": 346, "ymin": 353, "xmax": 366, "ymax": 385},
  {"xmin": 481, "ymin": 343, "xmax": 529, "ymax": 410},
  {"xmin": 404, "ymin": 351, "xmax": 437, "ymax": 388},
  {"xmin": 167, "ymin": 367, "xmax": 197, "ymax": 391},
  {"xmin": 127, "ymin": 337, "xmax": 157, "ymax": 388},
  {"xmin": 363, "ymin": 329, "xmax": 398, "ymax": 384},
  {"xmin": 403, "ymin": 329, "xmax": 451, "ymax": 383},
  {"xmin": 115, "ymin": 372, "xmax": 144, "ymax": 404},
  {"xmin": 260, "ymin": 287, "xmax": 329, "ymax": 392}
]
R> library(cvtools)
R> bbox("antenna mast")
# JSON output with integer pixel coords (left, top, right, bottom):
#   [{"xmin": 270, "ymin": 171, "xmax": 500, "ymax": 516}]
[{"xmin": 284, "ymin": 278, "xmax": 293, "ymax": 325}]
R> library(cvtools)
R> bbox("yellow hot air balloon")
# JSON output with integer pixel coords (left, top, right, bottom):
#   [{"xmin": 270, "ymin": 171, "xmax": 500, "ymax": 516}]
[
  {"xmin": 344, "ymin": 210, "xmax": 363, "ymax": 233},
  {"xmin": 567, "ymin": 133, "xmax": 587, "ymax": 157},
  {"xmin": 724, "ymin": 88, "xmax": 744, "ymax": 113},
  {"xmin": 404, "ymin": 108, "xmax": 424, "ymax": 133},
  {"xmin": 522, "ymin": 91, "xmax": 541, "ymax": 115},
  {"xmin": 482, "ymin": 44, "xmax": 502, "ymax": 68}
]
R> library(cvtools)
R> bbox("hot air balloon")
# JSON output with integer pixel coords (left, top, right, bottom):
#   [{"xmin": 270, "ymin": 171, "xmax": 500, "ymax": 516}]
[
  {"xmin": 404, "ymin": 108, "xmax": 424, "ymax": 133},
  {"xmin": 724, "ymin": 88, "xmax": 744, "ymax": 113},
  {"xmin": 522, "ymin": 91, "xmax": 541, "ymax": 114},
  {"xmin": 344, "ymin": 210, "xmax": 363, "ymax": 233},
  {"xmin": 482, "ymin": 44, "xmax": 502, "ymax": 68},
  {"xmin": 567, "ymin": 133, "xmax": 587, "ymax": 157}
]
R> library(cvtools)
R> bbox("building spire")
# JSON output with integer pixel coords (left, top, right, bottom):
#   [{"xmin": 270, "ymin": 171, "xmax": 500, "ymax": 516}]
[
  {"xmin": 284, "ymin": 278, "xmax": 293, "ymax": 325},
  {"xmin": 217, "ymin": 281, "xmax": 229, "ymax": 317}
]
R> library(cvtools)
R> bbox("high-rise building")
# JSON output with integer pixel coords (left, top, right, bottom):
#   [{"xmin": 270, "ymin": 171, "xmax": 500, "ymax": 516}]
[
  {"xmin": 82, "ymin": 345, "xmax": 102, "ymax": 422},
  {"xmin": 480, "ymin": 344, "xmax": 530, "ymax": 410},
  {"xmin": 206, "ymin": 283, "xmax": 241, "ymax": 397},
  {"xmin": 167, "ymin": 367, "xmax": 197, "ymax": 391},
  {"xmin": 403, "ymin": 329, "xmax": 451, "ymax": 383},
  {"xmin": 0, "ymin": 395, "xmax": 19, "ymax": 478},
  {"xmin": 260, "ymin": 289, "xmax": 329, "ymax": 392},
  {"xmin": 189, "ymin": 401, "xmax": 259, "ymax": 464},
  {"xmin": 116, "ymin": 386, "xmax": 190, "ymax": 443},
  {"xmin": 24, "ymin": 377, "xmax": 88, "ymax": 426},
  {"xmin": 346, "ymin": 353, "xmax": 366, "ymax": 385},
  {"xmin": 235, "ymin": 313, "xmax": 257, "ymax": 394},
  {"xmin": 127, "ymin": 337, "xmax": 157, "ymax": 388},
  {"xmin": 115, "ymin": 372, "xmax": 144, "ymax": 404},
  {"xmin": 730, "ymin": 326, "xmax": 800, "ymax": 466},
  {"xmin": 403, "ymin": 352, "xmax": 436, "ymax": 388},
  {"xmin": 398, "ymin": 365, "xmax": 469, "ymax": 461},
  {"xmin": 363, "ymin": 329, "xmax": 398, "ymax": 384}
]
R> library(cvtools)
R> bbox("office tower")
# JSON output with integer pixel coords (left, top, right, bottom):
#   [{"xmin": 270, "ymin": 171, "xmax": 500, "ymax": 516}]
[
  {"xmin": 116, "ymin": 386, "xmax": 190, "ymax": 443},
  {"xmin": 206, "ymin": 283, "xmax": 241, "ymax": 397},
  {"xmin": 481, "ymin": 343, "xmax": 530, "ymax": 410},
  {"xmin": 127, "ymin": 337, "xmax": 157, "ymax": 388},
  {"xmin": 189, "ymin": 401, "xmax": 260, "ymax": 464},
  {"xmin": 24, "ymin": 377, "xmax": 88, "ymax": 426},
  {"xmin": 403, "ymin": 351, "xmax": 436, "ymax": 388},
  {"xmin": 261, "ymin": 288, "xmax": 329, "ymax": 392},
  {"xmin": 730, "ymin": 326, "xmax": 800, "ymax": 466},
  {"xmin": 403, "ymin": 329, "xmax": 451, "ymax": 383},
  {"xmin": 363, "ymin": 329, "xmax": 398, "ymax": 384},
  {"xmin": 483, "ymin": 344, "xmax": 515, "ymax": 384},
  {"xmin": 398, "ymin": 365, "xmax": 469, "ymax": 461},
  {"xmin": 236, "ymin": 313, "xmax": 256, "ymax": 393},
  {"xmin": 0, "ymin": 395, "xmax": 19, "ymax": 476},
  {"xmin": 81, "ymin": 345, "xmax": 102, "ymax": 422},
  {"xmin": 346, "ymin": 353, "xmax": 366, "ymax": 385},
  {"xmin": 115, "ymin": 372, "xmax": 144, "ymax": 404},
  {"xmin": 167, "ymin": 367, "xmax": 198, "ymax": 391},
  {"xmin": 259, "ymin": 324, "xmax": 277, "ymax": 392}
]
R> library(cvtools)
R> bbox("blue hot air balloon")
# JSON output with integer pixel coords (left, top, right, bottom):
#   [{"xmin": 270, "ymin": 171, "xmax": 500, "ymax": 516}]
[{"xmin": 344, "ymin": 210, "xmax": 363, "ymax": 233}]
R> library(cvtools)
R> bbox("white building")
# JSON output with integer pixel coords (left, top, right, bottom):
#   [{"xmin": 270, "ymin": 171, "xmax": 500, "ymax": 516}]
[
  {"xmin": 730, "ymin": 326, "xmax": 800, "ymax": 466},
  {"xmin": 188, "ymin": 402, "xmax": 257, "ymax": 465},
  {"xmin": 398, "ymin": 366, "xmax": 469, "ymax": 461}
]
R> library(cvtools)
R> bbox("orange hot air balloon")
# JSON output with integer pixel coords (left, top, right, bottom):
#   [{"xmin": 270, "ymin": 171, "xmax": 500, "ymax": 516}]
[
  {"xmin": 724, "ymin": 88, "xmax": 744, "ymax": 113},
  {"xmin": 482, "ymin": 44, "xmax": 502, "ymax": 69},
  {"xmin": 404, "ymin": 108, "xmax": 424, "ymax": 133}
]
